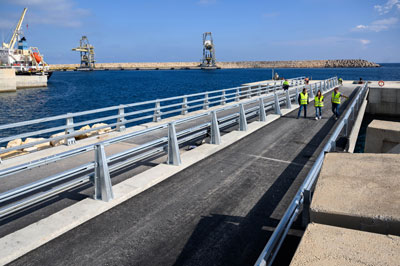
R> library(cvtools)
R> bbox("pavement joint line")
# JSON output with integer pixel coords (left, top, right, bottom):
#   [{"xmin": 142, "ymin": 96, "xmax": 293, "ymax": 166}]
[
  {"xmin": 243, "ymin": 153, "xmax": 307, "ymax": 168},
  {"xmin": 0, "ymin": 86, "xmax": 337, "ymax": 265}
]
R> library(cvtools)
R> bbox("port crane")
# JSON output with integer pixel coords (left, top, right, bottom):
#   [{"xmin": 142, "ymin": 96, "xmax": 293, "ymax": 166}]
[
  {"xmin": 72, "ymin": 36, "xmax": 95, "ymax": 69},
  {"xmin": 200, "ymin": 32, "xmax": 216, "ymax": 67}
]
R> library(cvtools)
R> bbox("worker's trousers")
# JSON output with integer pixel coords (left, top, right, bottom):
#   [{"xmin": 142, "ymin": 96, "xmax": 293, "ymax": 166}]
[{"xmin": 297, "ymin": 104, "xmax": 307, "ymax": 118}]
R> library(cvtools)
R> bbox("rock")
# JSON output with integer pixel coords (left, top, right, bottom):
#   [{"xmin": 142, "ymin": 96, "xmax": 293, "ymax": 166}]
[
  {"xmin": 6, "ymin": 138, "xmax": 22, "ymax": 149},
  {"xmin": 23, "ymin": 137, "xmax": 51, "ymax": 150},
  {"xmin": 50, "ymin": 132, "xmax": 66, "ymax": 146},
  {"xmin": 0, "ymin": 150, "xmax": 28, "ymax": 160},
  {"xmin": 76, "ymin": 125, "xmax": 92, "ymax": 140},
  {"xmin": 23, "ymin": 146, "xmax": 38, "ymax": 152},
  {"xmin": 91, "ymin": 123, "xmax": 112, "ymax": 135}
]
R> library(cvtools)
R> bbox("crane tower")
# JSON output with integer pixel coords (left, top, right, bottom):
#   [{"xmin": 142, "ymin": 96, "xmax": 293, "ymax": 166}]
[
  {"xmin": 200, "ymin": 32, "xmax": 216, "ymax": 67},
  {"xmin": 72, "ymin": 36, "xmax": 95, "ymax": 69}
]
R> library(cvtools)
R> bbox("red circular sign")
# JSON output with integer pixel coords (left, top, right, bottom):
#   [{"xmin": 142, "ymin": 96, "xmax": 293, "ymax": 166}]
[{"xmin": 378, "ymin": 80, "xmax": 384, "ymax": 87}]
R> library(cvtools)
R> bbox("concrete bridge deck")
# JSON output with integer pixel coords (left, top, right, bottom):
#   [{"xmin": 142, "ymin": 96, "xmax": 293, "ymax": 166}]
[{"xmin": 4, "ymin": 85, "xmax": 358, "ymax": 266}]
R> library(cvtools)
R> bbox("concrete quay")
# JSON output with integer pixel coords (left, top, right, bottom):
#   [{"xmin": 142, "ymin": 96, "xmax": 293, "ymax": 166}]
[
  {"xmin": 0, "ymin": 69, "xmax": 47, "ymax": 92},
  {"xmin": 0, "ymin": 85, "xmax": 357, "ymax": 266},
  {"xmin": 290, "ymin": 223, "xmax": 400, "ymax": 266}
]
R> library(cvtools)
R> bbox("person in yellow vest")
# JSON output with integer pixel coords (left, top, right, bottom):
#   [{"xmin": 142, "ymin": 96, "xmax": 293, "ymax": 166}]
[
  {"xmin": 331, "ymin": 87, "xmax": 348, "ymax": 120},
  {"xmin": 283, "ymin": 79, "xmax": 290, "ymax": 90},
  {"xmin": 297, "ymin": 88, "xmax": 309, "ymax": 119},
  {"xmin": 314, "ymin": 90, "xmax": 324, "ymax": 120}
]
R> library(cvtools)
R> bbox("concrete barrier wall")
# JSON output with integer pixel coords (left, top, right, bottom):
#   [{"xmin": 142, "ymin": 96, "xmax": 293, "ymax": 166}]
[
  {"xmin": 16, "ymin": 75, "xmax": 47, "ymax": 88},
  {"xmin": 0, "ymin": 69, "xmax": 17, "ymax": 92}
]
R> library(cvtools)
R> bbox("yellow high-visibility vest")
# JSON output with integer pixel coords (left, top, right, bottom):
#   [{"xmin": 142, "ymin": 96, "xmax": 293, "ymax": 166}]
[
  {"xmin": 332, "ymin": 91, "xmax": 341, "ymax": 104},
  {"xmin": 314, "ymin": 95, "xmax": 324, "ymax": 107},
  {"xmin": 300, "ymin": 92, "xmax": 308, "ymax": 105}
]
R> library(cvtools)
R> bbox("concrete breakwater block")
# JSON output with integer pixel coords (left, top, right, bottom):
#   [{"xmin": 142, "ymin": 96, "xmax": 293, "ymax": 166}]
[
  {"xmin": 290, "ymin": 223, "xmax": 400, "ymax": 266},
  {"xmin": 310, "ymin": 153, "xmax": 400, "ymax": 235},
  {"xmin": 365, "ymin": 119, "xmax": 400, "ymax": 153}
]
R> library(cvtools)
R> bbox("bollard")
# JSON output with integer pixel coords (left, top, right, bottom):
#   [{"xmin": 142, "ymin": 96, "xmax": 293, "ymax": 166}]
[
  {"xmin": 259, "ymin": 98, "xmax": 267, "ymax": 122},
  {"xmin": 153, "ymin": 101, "xmax": 161, "ymax": 122},
  {"xmin": 65, "ymin": 114, "xmax": 76, "ymax": 146},
  {"xmin": 210, "ymin": 111, "xmax": 221, "ymax": 145},
  {"xmin": 221, "ymin": 90, "xmax": 226, "ymax": 105},
  {"xmin": 167, "ymin": 122, "xmax": 181, "ymax": 165},
  {"xmin": 203, "ymin": 93, "xmax": 209, "ymax": 110},
  {"xmin": 285, "ymin": 89, "xmax": 292, "ymax": 109},
  {"xmin": 274, "ymin": 92, "xmax": 282, "ymax": 115},
  {"xmin": 94, "ymin": 144, "xmax": 114, "ymax": 202},
  {"xmin": 116, "ymin": 105, "xmax": 126, "ymax": 132},
  {"xmin": 181, "ymin": 96, "xmax": 188, "ymax": 115},
  {"xmin": 239, "ymin": 104, "xmax": 248, "ymax": 131},
  {"xmin": 295, "ymin": 87, "xmax": 299, "ymax": 105}
]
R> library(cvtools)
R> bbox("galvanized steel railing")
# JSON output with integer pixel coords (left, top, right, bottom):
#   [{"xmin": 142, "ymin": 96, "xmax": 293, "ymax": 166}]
[
  {"xmin": 0, "ymin": 77, "xmax": 305, "ymax": 156},
  {"xmin": 254, "ymin": 81, "xmax": 368, "ymax": 266},
  {"xmin": 0, "ymin": 77, "xmax": 336, "ymax": 219}
]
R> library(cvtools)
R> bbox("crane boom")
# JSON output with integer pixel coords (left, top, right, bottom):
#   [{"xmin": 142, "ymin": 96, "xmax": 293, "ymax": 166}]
[{"xmin": 3, "ymin": 7, "xmax": 27, "ymax": 49}]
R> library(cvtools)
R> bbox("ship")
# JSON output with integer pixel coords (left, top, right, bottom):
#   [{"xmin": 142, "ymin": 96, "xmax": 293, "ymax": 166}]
[{"xmin": 0, "ymin": 8, "xmax": 52, "ymax": 79}]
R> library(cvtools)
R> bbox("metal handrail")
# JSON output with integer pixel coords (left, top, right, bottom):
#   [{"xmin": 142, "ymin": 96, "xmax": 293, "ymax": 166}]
[
  {"xmin": 0, "ymin": 77, "xmax": 304, "ymax": 155},
  {"xmin": 0, "ymin": 77, "xmax": 332, "ymax": 220},
  {"xmin": 254, "ymin": 80, "xmax": 368, "ymax": 266}
]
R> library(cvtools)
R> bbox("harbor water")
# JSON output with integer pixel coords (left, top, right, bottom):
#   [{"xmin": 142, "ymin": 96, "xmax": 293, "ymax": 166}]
[{"xmin": 1, "ymin": 63, "xmax": 399, "ymax": 145}]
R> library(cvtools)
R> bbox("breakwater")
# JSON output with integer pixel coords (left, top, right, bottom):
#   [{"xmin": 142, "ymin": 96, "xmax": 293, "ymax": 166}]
[{"xmin": 50, "ymin": 59, "xmax": 379, "ymax": 71}]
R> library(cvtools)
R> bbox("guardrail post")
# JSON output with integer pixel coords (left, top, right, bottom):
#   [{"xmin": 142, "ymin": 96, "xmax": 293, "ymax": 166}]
[
  {"xmin": 235, "ymin": 88, "xmax": 240, "ymax": 102},
  {"xmin": 247, "ymin": 86, "xmax": 251, "ymax": 99},
  {"xmin": 259, "ymin": 98, "xmax": 267, "ymax": 122},
  {"xmin": 257, "ymin": 85, "xmax": 261, "ymax": 96},
  {"xmin": 210, "ymin": 111, "xmax": 221, "ymax": 145},
  {"xmin": 344, "ymin": 118, "xmax": 349, "ymax": 137},
  {"xmin": 285, "ymin": 90, "xmax": 292, "ymax": 109},
  {"xmin": 309, "ymin": 84, "xmax": 314, "ymax": 99},
  {"xmin": 181, "ymin": 96, "xmax": 188, "ymax": 115},
  {"xmin": 274, "ymin": 92, "xmax": 282, "ymax": 115},
  {"xmin": 94, "ymin": 144, "xmax": 114, "ymax": 202},
  {"xmin": 65, "ymin": 114, "xmax": 76, "ymax": 146},
  {"xmin": 295, "ymin": 87, "xmax": 299, "ymax": 105},
  {"xmin": 116, "ymin": 105, "xmax": 126, "ymax": 132},
  {"xmin": 221, "ymin": 90, "xmax": 226, "ymax": 105},
  {"xmin": 167, "ymin": 122, "xmax": 181, "ymax": 165},
  {"xmin": 203, "ymin": 93, "xmax": 209, "ymax": 110},
  {"xmin": 330, "ymin": 140, "xmax": 336, "ymax": 152},
  {"xmin": 301, "ymin": 189, "xmax": 312, "ymax": 227},
  {"xmin": 153, "ymin": 101, "xmax": 161, "ymax": 122},
  {"xmin": 239, "ymin": 104, "xmax": 248, "ymax": 131}
]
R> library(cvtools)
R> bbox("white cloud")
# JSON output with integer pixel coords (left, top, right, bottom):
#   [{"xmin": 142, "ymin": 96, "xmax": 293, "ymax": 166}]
[
  {"xmin": 352, "ymin": 17, "xmax": 398, "ymax": 32},
  {"xmin": 1, "ymin": 0, "xmax": 90, "ymax": 28},
  {"xmin": 360, "ymin": 39, "xmax": 371, "ymax": 45},
  {"xmin": 374, "ymin": 0, "xmax": 400, "ymax": 15}
]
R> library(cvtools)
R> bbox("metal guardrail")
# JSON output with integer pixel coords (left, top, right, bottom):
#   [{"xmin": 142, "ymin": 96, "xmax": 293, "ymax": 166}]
[
  {"xmin": 0, "ymin": 77, "xmax": 336, "ymax": 219},
  {"xmin": 254, "ymin": 81, "xmax": 368, "ymax": 266},
  {"xmin": 0, "ymin": 77, "xmax": 305, "ymax": 155}
]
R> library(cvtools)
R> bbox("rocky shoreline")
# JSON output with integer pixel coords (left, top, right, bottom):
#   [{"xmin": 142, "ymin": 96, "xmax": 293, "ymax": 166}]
[{"xmin": 50, "ymin": 59, "xmax": 379, "ymax": 70}]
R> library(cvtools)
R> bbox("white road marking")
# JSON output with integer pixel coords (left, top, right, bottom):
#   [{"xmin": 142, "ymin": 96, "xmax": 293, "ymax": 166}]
[{"xmin": 244, "ymin": 154, "xmax": 308, "ymax": 167}]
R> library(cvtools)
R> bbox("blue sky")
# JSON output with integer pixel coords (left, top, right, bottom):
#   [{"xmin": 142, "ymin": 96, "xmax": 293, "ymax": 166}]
[{"xmin": 0, "ymin": 0, "xmax": 399, "ymax": 64}]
